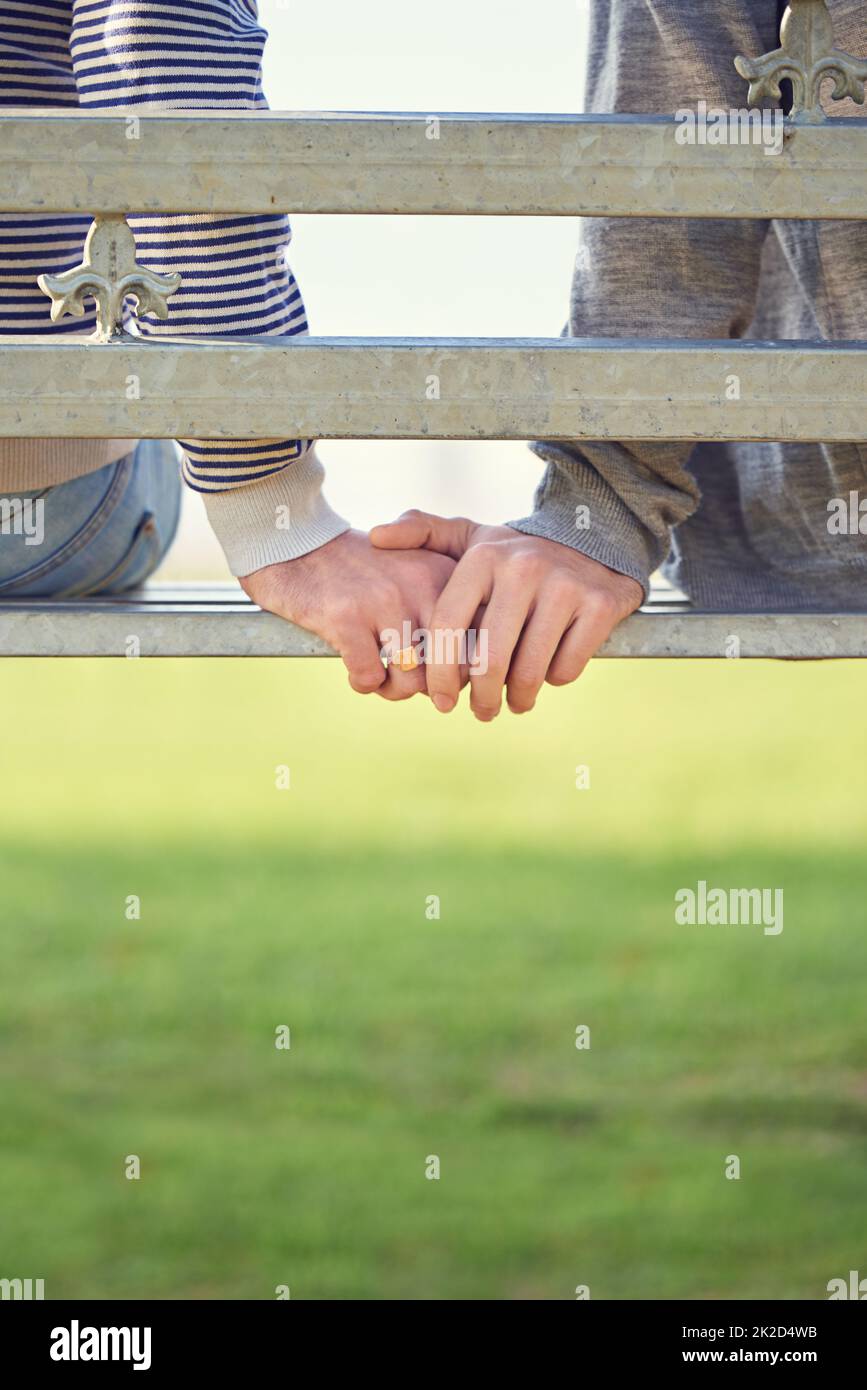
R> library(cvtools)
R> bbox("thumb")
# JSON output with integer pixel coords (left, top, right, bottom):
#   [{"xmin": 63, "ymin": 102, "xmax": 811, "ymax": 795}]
[{"xmin": 369, "ymin": 509, "xmax": 475, "ymax": 560}]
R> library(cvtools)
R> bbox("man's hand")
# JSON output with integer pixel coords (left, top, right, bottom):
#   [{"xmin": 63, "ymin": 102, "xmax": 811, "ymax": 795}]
[
  {"xmin": 240, "ymin": 529, "xmax": 455, "ymax": 701},
  {"xmin": 370, "ymin": 512, "xmax": 643, "ymax": 720}
]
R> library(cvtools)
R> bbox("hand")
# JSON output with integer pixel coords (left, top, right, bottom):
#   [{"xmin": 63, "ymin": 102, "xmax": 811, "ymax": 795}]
[
  {"xmin": 370, "ymin": 512, "xmax": 643, "ymax": 720},
  {"xmin": 240, "ymin": 529, "xmax": 456, "ymax": 700}
]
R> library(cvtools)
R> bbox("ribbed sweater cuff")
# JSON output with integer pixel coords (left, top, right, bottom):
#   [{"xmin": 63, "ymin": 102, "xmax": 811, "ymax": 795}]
[
  {"xmin": 507, "ymin": 446, "xmax": 666, "ymax": 601},
  {"xmin": 506, "ymin": 508, "xmax": 651, "ymax": 602},
  {"xmin": 201, "ymin": 449, "xmax": 350, "ymax": 577}
]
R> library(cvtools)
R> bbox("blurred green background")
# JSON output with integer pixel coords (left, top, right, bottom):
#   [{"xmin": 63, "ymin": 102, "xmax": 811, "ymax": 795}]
[{"xmin": 1, "ymin": 657, "xmax": 865, "ymax": 1300}]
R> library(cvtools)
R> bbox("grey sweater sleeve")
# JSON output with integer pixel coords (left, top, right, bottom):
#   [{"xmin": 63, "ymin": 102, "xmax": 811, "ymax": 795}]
[{"xmin": 508, "ymin": 0, "xmax": 780, "ymax": 596}]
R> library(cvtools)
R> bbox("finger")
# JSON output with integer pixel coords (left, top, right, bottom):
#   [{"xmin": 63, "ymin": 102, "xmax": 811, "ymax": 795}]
[
  {"xmin": 466, "ymin": 581, "xmax": 532, "ymax": 722},
  {"xmin": 338, "ymin": 628, "xmax": 389, "ymax": 695},
  {"xmin": 506, "ymin": 592, "xmax": 577, "ymax": 714},
  {"xmin": 417, "ymin": 581, "xmax": 473, "ymax": 700},
  {"xmin": 377, "ymin": 620, "xmax": 427, "ymax": 702},
  {"xmin": 426, "ymin": 550, "xmax": 494, "ymax": 713},
  {"xmin": 457, "ymin": 601, "xmax": 487, "ymax": 693},
  {"xmin": 369, "ymin": 509, "xmax": 474, "ymax": 560},
  {"xmin": 547, "ymin": 595, "xmax": 621, "ymax": 687}
]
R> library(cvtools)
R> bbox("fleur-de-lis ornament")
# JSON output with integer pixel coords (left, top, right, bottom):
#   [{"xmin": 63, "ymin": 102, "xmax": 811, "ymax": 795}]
[
  {"xmin": 37, "ymin": 213, "xmax": 181, "ymax": 342},
  {"xmin": 735, "ymin": 0, "xmax": 867, "ymax": 121}
]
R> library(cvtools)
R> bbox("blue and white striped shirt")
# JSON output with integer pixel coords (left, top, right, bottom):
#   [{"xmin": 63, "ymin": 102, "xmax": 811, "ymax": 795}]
[{"xmin": 0, "ymin": 0, "xmax": 311, "ymax": 492}]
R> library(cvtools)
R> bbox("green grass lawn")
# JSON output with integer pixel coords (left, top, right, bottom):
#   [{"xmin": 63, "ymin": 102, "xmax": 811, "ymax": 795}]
[{"xmin": 1, "ymin": 657, "xmax": 865, "ymax": 1300}]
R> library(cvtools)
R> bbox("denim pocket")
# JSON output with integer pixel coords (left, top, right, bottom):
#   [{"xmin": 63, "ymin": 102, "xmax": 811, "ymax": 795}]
[
  {"xmin": 60, "ymin": 511, "xmax": 162, "ymax": 597},
  {"xmin": 0, "ymin": 458, "xmax": 133, "ymax": 595}
]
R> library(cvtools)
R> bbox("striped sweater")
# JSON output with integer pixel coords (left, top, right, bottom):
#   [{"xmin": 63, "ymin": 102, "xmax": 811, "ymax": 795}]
[{"xmin": 0, "ymin": 0, "xmax": 349, "ymax": 575}]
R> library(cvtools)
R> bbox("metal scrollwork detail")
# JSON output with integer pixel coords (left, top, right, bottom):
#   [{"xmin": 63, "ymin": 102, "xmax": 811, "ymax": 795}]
[
  {"xmin": 735, "ymin": 0, "xmax": 867, "ymax": 122},
  {"xmin": 37, "ymin": 213, "xmax": 181, "ymax": 342}
]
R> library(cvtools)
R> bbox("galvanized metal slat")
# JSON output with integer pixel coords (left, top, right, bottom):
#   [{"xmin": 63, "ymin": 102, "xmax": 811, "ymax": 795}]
[
  {"xmin": 0, "ymin": 587, "xmax": 863, "ymax": 658},
  {"xmin": 1, "ymin": 336, "xmax": 865, "ymax": 442},
  {"xmin": 1, "ymin": 112, "xmax": 865, "ymax": 219}
]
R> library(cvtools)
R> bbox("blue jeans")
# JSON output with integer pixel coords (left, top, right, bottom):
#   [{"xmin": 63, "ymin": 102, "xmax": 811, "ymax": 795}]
[{"xmin": 0, "ymin": 441, "xmax": 182, "ymax": 598}]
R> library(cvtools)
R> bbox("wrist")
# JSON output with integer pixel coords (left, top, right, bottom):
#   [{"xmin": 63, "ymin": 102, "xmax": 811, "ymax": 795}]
[
  {"xmin": 201, "ymin": 448, "xmax": 350, "ymax": 577},
  {"xmin": 507, "ymin": 514, "xmax": 650, "ymax": 603}
]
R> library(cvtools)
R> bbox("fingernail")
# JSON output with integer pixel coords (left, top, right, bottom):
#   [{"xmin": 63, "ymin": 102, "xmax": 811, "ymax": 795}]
[{"xmin": 433, "ymin": 695, "xmax": 455, "ymax": 713}]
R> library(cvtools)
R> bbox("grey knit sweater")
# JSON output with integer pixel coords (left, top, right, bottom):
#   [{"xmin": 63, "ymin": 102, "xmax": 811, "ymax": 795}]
[{"xmin": 509, "ymin": 0, "xmax": 866, "ymax": 611}]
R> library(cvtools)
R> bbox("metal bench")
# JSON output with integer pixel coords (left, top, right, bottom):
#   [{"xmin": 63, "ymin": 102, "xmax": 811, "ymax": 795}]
[{"xmin": 1, "ymin": 0, "xmax": 865, "ymax": 659}]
